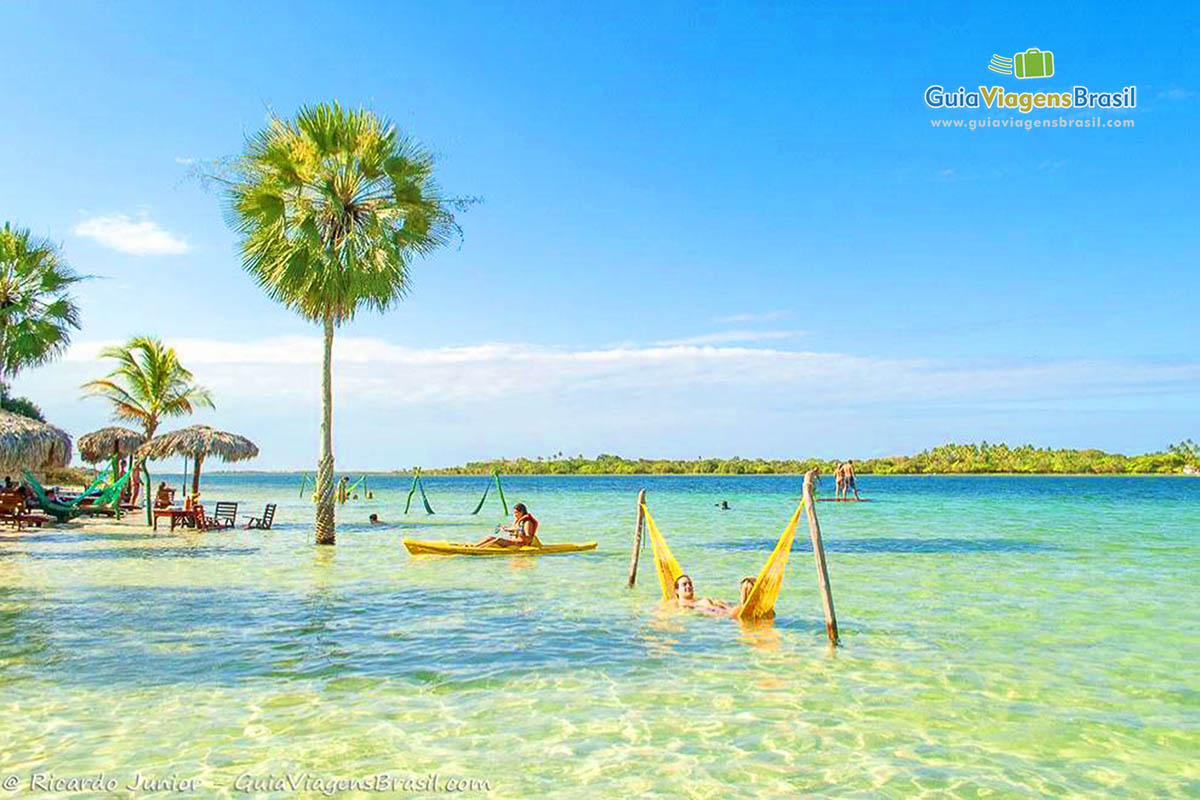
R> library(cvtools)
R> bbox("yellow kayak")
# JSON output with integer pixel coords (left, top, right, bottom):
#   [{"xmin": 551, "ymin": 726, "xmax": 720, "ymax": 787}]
[{"xmin": 403, "ymin": 539, "xmax": 598, "ymax": 557}]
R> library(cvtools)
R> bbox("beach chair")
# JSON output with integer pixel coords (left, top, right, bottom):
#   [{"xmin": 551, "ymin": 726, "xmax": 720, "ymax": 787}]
[
  {"xmin": 212, "ymin": 502, "xmax": 238, "ymax": 529},
  {"xmin": 245, "ymin": 503, "xmax": 276, "ymax": 530},
  {"xmin": 0, "ymin": 494, "xmax": 52, "ymax": 531},
  {"xmin": 189, "ymin": 504, "xmax": 217, "ymax": 531}
]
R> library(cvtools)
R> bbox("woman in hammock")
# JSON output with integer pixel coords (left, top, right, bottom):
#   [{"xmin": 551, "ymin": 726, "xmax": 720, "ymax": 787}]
[{"xmin": 731, "ymin": 576, "xmax": 774, "ymax": 619}]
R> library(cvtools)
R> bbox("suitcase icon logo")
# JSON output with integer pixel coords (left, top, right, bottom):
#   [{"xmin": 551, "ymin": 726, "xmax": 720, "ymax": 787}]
[{"xmin": 987, "ymin": 48, "xmax": 1055, "ymax": 79}]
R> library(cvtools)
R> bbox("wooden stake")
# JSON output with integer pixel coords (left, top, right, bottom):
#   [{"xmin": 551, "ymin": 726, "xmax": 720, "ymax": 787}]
[
  {"xmin": 802, "ymin": 469, "xmax": 839, "ymax": 645},
  {"xmin": 626, "ymin": 488, "xmax": 647, "ymax": 588}
]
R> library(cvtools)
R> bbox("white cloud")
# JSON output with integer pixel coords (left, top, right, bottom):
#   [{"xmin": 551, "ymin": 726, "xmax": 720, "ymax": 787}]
[
  {"xmin": 174, "ymin": 157, "xmax": 196, "ymax": 165},
  {"xmin": 73, "ymin": 214, "xmax": 190, "ymax": 256},
  {"xmin": 59, "ymin": 335, "xmax": 1200, "ymax": 409},
  {"xmin": 27, "ymin": 335, "xmax": 1200, "ymax": 467},
  {"xmin": 714, "ymin": 310, "xmax": 788, "ymax": 324},
  {"xmin": 653, "ymin": 330, "xmax": 807, "ymax": 346}
]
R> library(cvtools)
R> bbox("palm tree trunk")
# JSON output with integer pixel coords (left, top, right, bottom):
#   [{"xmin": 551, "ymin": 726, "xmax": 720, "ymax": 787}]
[
  {"xmin": 192, "ymin": 452, "xmax": 204, "ymax": 497},
  {"xmin": 314, "ymin": 314, "xmax": 336, "ymax": 544},
  {"xmin": 141, "ymin": 422, "xmax": 157, "ymax": 527}
]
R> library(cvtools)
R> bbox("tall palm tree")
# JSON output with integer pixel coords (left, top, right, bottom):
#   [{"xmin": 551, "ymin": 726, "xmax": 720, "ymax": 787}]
[
  {"xmin": 81, "ymin": 337, "xmax": 214, "ymax": 506},
  {"xmin": 0, "ymin": 222, "xmax": 84, "ymax": 383},
  {"xmin": 221, "ymin": 102, "xmax": 462, "ymax": 544}
]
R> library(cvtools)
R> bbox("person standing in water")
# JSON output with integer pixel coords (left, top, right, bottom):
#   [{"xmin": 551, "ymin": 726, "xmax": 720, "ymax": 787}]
[
  {"xmin": 474, "ymin": 503, "xmax": 539, "ymax": 548},
  {"xmin": 844, "ymin": 460, "xmax": 860, "ymax": 500},
  {"xmin": 834, "ymin": 463, "xmax": 847, "ymax": 500}
]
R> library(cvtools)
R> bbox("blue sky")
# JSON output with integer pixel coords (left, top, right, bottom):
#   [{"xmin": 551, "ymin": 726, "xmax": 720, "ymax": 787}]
[{"xmin": 1, "ymin": 1, "xmax": 1197, "ymax": 468}]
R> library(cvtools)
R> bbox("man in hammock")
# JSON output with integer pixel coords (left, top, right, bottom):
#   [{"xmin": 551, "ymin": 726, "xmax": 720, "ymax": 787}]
[
  {"xmin": 473, "ymin": 503, "xmax": 540, "ymax": 548},
  {"xmin": 645, "ymin": 499, "xmax": 802, "ymax": 621},
  {"xmin": 672, "ymin": 574, "xmax": 733, "ymax": 614}
]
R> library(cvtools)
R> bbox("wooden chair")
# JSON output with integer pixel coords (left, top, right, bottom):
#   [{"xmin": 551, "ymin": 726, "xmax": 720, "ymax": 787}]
[
  {"xmin": 246, "ymin": 503, "xmax": 276, "ymax": 530},
  {"xmin": 212, "ymin": 502, "xmax": 238, "ymax": 529},
  {"xmin": 0, "ymin": 494, "xmax": 52, "ymax": 531},
  {"xmin": 188, "ymin": 504, "xmax": 216, "ymax": 531}
]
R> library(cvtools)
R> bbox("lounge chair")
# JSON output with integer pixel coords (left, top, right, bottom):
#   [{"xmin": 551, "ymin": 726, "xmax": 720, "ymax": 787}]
[
  {"xmin": 212, "ymin": 501, "xmax": 238, "ymax": 529},
  {"xmin": 246, "ymin": 503, "xmax": 276, "ymax": 530},
  {"xmin": 0, "ymin": 494, "xmax": 52, "ymax": 530}
]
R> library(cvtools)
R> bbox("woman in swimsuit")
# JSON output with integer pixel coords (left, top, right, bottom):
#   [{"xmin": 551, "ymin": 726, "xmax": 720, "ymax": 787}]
[{"xmin": 474, "ymin": 503, "xmax": 539, "ymax": 547}]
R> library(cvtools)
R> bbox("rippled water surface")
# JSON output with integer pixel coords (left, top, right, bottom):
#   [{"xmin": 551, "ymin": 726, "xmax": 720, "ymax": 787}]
[{"xmin": 1, "ymin": 474, "xmax": 1197, "ymax": 797}]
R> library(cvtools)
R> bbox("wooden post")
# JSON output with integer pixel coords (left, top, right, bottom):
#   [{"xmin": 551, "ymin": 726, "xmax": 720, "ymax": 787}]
[
  {"xmin": 626, "ymin": 488, "xmax": 647, "ymax": 588},
  {"xmin": 802, "ymin": 469, "xmax": 839, "ymax": 645}
]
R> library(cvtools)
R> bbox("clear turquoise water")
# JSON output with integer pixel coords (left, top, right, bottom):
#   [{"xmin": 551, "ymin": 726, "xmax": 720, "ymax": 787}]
[{"xmin": 0, "ymin": 474, "xmax": 1196, "ymax": 797}]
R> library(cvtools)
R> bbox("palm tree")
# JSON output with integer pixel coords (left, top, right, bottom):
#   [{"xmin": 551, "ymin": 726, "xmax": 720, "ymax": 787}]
[
  {"xmin": 0, "ymin": 222, "xmax": 84, "ymax": 383},
  {"xmin": 221, "ymin": 102, "xmax": 462, "ymax": 544},
  {"xmin": 81, "ymin": 337, "xmax": 214, "ymax": 507}
]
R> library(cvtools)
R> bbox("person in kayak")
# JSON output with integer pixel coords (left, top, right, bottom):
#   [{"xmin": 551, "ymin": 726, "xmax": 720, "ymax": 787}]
[{"xmin": 474, "ymin": 503, "xmax": 539, "ymax": 548}]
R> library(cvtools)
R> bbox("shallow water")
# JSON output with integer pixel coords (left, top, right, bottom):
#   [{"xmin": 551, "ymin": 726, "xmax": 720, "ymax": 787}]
[{"xmin": 0, "ymin": 474, "xmax": 1196, "ymax": 797}]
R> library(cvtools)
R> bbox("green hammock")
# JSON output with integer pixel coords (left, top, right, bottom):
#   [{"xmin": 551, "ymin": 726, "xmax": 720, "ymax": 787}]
[
  {"xmin": 403, "ymin": 471, "xmax": 435, "ymax": 514},
  {"xmin": 469, "ymin": 483, "xmax": 490, "ymax": 515},
  {"xmin": 493, "ymin": 469, "xmax": 508, "ymax": 515},
  {"xmin": 417, "ymin": 477, "xmax": 435, "ymax": 514},
  {"xmin": 24, "ymin": 467, "xmax": 135, "ymax": 523},
  {"xmin": 469, "ymin": 470, "xmax": 509, "ymax": 515},
  {"xmin": 67, "ymin": 467, "xmax": 112, "ymax": 508}
]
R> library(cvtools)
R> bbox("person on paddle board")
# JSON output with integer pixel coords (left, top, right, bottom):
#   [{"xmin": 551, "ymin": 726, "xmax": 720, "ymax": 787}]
[
  {"xmin": 474, "ymin": 503, "xmax": 539, "ymax": 548},
  {"xmin": 844, "ymin": 460, "xmax": 860, "ymax": 500}
]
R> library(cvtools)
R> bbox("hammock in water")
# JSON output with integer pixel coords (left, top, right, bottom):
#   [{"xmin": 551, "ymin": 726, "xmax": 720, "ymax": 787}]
[
  {"xmin": 641, "ymin": 498, "xmax": 805, "ymax": 621},
  {"xmin": 404, "ymin": 472, "xmax": 435, "ymax": 514},
  {"xmin": 469, "ymin": 470, "xmax": 509, "ymax": 515}
]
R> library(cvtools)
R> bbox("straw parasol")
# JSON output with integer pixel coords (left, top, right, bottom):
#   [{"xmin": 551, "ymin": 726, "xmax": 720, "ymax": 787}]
[
  {"xmin": 77, "ymin": 426, "xmax": 146, "ymax": 464},
  {"xmin": 137, "ymin": 425, "xmax": 259, "ymax": 495},
  {"xmin": 0, "ymin": 409, "xmax": 72, "ymax": 474}
]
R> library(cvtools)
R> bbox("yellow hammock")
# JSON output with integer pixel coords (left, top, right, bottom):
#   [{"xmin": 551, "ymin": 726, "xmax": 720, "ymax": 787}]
[{"xmin": 641, "ymin": 499, "xmax": 806, "ymax": 621}]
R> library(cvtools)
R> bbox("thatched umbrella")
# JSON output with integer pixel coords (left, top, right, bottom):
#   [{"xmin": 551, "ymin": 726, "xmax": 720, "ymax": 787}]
[
  {"xmin": 138, "ymin": 425, "xmax": 259, "ymax": 496},
  {"xmin": 0, "ymin": 409, "xmax": 72, "ymax": 474},
  {"xmin": 77, "ymin": 426, "xmax": 146, "ymax": 463},
  {"xmin": 77, "ymin": 426, "xmax": 147, "ymax": 510}
]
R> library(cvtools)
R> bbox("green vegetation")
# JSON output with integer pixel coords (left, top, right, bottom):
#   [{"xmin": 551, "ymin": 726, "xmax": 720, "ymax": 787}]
[
  {"xmin": 81, "ymin": 336, "xmax": 215, "ymax": 504},
  {"xmin": 221, "ymin": 102, "xmax": 465, "ymax": 545},
  {"xmin": 431, "ymin": 441, "xmax": 1200, "ymax": 475},
  {"xmin": 0, "ymin": 221, "xmax": 85, "ymax": 382},
  {"xmin": 0, "ymin": 383, "xmax": 44, "ymax": 421}
]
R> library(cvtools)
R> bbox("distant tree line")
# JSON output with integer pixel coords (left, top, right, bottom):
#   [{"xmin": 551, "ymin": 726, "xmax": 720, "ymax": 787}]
[{"xmin": 427, "ymin": 441, "xmax": 1200, "ymax": 475}]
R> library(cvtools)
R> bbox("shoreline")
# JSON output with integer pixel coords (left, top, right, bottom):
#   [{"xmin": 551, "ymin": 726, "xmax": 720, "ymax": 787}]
[{"xmin": 201, "ymin": 470, "xmax": 1198, "ymax": 478}]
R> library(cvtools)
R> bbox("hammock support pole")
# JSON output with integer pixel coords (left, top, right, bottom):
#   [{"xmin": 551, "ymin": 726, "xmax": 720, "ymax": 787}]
[
  {"xmin": 626, "ymin": 488, "xmax": 646, "ymax": 588},
  {"xmin": 802, "ymin": 469, "xmax": 839, "ymax": 645}
]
